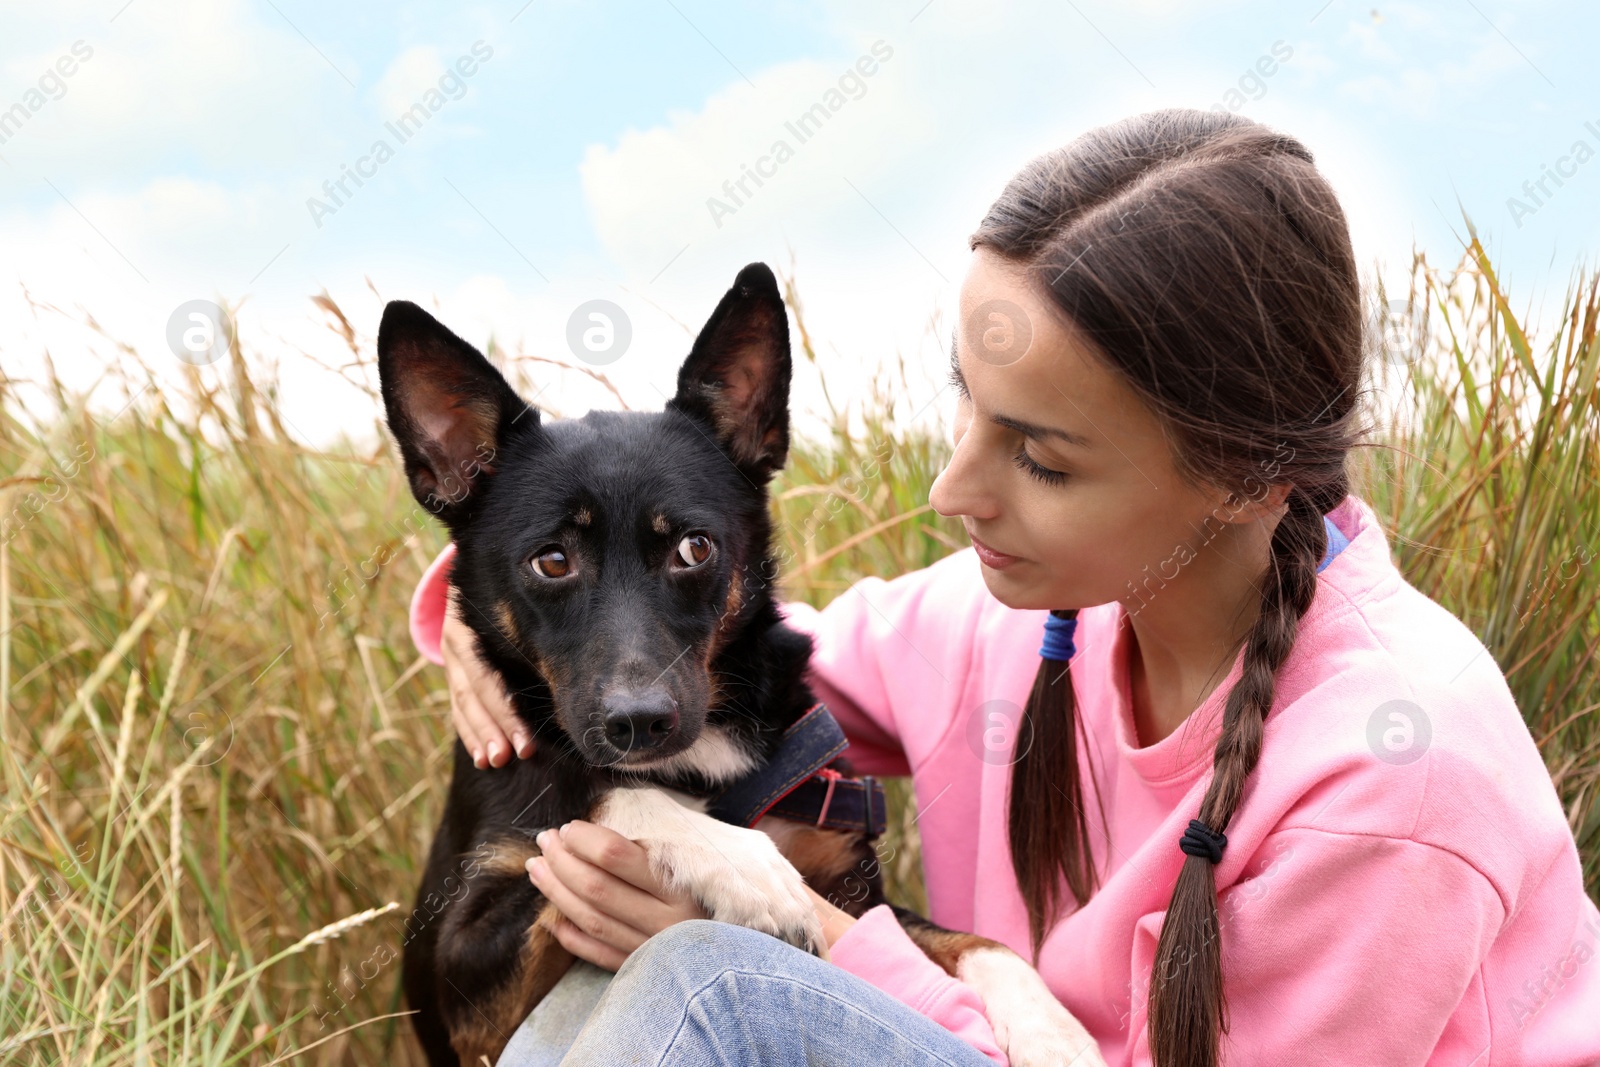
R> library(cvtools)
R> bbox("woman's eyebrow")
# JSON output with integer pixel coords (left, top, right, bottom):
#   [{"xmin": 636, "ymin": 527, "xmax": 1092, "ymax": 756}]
[
  {"xmin": 991, "ymin": 412, "xmax": 1093, "ymax": 448},
  {"xmin": 949, "ymin": 335, "xmax": 1093, "ymax": 448}
]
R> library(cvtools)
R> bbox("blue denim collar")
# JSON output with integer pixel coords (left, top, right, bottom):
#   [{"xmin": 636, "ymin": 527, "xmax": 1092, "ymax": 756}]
[{"xmin": 705, "ymin": 703, "xmax": 887, "ymax": 836}]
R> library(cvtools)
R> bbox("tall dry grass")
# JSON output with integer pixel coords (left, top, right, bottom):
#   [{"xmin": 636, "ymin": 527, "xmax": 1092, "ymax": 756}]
[
  {"xmin": 1354, "ymin": 227, "xmax": 1600, "ymax": 885},
  {"xmin": 0, "ymin": 243, "xmax": 1595, "ymax": 1065}
]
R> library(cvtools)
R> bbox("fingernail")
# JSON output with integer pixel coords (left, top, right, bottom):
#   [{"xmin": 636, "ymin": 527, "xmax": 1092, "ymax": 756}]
[
  {"xmin": 473, "ymin": 748, "xmax": 485, "ymax": 768},
  {"xmin": 513, "ymin": 733, "xmax": 531, "ymax": 758},
  {"xmin": 536, "ymin": 829, "xmax": 550, "ymax": 847},
  {"xmin": 487, "ymin": 741, "xmax": 501, "ymax": 764},
  {"xmin": 558, "ymin": 822, "xmax": 571, "ymax": 837},
  {"xmin": 527, "ymin": 857, "xmax": 544, "ymax": 880}
]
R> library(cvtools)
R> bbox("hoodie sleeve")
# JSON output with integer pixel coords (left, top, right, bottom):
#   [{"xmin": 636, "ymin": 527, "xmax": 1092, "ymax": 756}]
[
  {"xmin": 1125, "ymin": 826, "xmax": 1506, "ymax": 1067},
  {"xmin": 775, "ymin": 551, "xmax": 982, "ymax": 778},
  {"xmin": 829, "ymin": 903, "xmax": 1008, "ymax": 1066},
  {"xmin": 775, "ymin": 595, "xmax": 911, "ymax": 777}
]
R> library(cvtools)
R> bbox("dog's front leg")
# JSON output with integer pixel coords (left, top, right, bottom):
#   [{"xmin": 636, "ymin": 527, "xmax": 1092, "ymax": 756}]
[
  {"xmin": 891, "ymin": 909, "xmax": 1105, "ymax": 1067},
  {"xmin": 956, "ymin": 944, "xmax": 1106, "ymax": 1067},
  {"xmin": 591, "ymin": 787, "xmax": 828, "ymax": 957},
  {"xmin": 430, "ymin": 848, "xmax": 574, "ymax": 1067}
]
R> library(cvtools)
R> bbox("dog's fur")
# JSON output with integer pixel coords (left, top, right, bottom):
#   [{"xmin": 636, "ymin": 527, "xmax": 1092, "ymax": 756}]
[{"xmin": 377, "ymin": 264, "xmax": 1103, "ymax": 1067}]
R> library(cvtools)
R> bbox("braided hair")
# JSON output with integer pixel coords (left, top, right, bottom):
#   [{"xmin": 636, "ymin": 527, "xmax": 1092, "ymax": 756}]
[{"xmin": 972, "ymin": 108, "xmax": 1364, "ymax": 1067}]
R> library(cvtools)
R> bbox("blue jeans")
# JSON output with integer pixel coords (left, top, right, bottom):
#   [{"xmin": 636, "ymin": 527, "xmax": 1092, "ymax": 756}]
[{"xmin": 495, "ymin": 919, "xmax": 998, "ymax": 1067}]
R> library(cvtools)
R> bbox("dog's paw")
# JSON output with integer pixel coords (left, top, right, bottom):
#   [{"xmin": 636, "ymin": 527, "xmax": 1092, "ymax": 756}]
[
  {"xmin": 591, "ymin": 787, "xmax": 826, "ymax": 957},
  {"xmin": 994, "ymin": 1024, "xmax": 1105, "ymax": 1067},
  {"xmin": 957, "ymin": 947, "xmax": 1105, "ymax": 1067},
  {"xmin": 659, "ymin": 820, "xmax": 826, "ymax": 957}
]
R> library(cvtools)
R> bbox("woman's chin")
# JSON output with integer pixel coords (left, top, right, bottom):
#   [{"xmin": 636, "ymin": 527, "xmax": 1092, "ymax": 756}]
[
  {"xmin": 975, "ymin": 559, "xmax": 1043, "ymax": 607},
  {"xmin": 973, "ymin": 556, "xmax": 1089, "ymax": 613}
]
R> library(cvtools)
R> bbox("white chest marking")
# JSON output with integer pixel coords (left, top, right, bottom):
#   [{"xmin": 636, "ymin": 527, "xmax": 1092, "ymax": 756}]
[{"xmin": 615, "ymin": 727, "xmax": 760, "ymax": 786}]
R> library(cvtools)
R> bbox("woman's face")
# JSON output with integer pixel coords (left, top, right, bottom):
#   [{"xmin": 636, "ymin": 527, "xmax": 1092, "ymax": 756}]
[{"xmin": 928, "ymin": 247, "xmax": 1240, "ymax": 612}]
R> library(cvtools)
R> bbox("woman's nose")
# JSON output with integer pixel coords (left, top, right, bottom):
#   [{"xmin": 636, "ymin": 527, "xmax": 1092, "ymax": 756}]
[{"xmin": 930, "ymin": 415, "xmax": 1000, "ymax": 521}]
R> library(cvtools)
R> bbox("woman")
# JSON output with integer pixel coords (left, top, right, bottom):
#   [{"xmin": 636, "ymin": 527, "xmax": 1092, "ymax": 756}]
[{"xmin": 406, "ymin": 108, "xmax": 1600, "ymax": 1065}]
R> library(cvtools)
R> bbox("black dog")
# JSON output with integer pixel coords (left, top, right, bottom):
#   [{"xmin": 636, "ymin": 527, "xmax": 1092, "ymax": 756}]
[{"xmin": 377, "ymin": 264, "xmax": 1098, "ymax": 1067}]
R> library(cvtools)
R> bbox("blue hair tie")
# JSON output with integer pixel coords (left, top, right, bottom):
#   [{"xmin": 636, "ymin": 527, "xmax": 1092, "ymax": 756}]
[{"xmin": 1039, "ymin": 609, "xmax": 1078, "ymax": 661}]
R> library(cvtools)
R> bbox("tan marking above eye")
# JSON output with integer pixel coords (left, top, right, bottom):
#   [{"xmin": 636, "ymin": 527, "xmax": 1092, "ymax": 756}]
[
  {"xmin": 573, "ymin": 507, "xmax": 592, "ymax": 526},
  {"xmin": 652, "ymin": 513, "xmax": 670, "ymax": 535}
]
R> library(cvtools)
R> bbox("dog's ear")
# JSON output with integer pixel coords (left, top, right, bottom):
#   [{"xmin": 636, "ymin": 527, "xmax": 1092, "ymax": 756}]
[
  {"xmin": 666, "ymin": 262, "xmax": 792, "ymax": 482},
  {"xmin": 377, "ymin": 300, "xmax": 532, "ymax": 525}
]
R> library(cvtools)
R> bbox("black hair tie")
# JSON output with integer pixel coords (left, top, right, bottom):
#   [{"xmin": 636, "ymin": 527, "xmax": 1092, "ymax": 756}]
[{"xmin": 1178, "ymin": 818, "xmax": 1228, "ymax": 864}]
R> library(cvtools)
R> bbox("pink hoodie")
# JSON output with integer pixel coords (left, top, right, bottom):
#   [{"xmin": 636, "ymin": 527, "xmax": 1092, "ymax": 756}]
[{"xmin": 409, "ymin": 495, "xmax": 1600, "ymax": 1066}]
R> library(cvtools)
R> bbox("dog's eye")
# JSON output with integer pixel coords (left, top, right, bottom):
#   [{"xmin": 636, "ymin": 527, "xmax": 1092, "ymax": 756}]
[
  {"xmin": 530, "ymin": 546, "xmax": 574, "ymax": 579},
  {"xmin": 675, "ymin": 533, "xmax": 712, "ymax": 568}
]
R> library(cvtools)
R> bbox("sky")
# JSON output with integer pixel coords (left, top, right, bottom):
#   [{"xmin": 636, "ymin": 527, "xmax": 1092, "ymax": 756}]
[{"xmin": 1, "ymin": 0, "xmax": 1596, "ymax": 449}]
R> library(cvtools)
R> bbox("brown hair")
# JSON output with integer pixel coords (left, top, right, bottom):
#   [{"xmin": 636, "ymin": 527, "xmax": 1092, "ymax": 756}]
[{"xmin": 970, "ymin": 108, "xmax": 1364, "ymax": 1067}]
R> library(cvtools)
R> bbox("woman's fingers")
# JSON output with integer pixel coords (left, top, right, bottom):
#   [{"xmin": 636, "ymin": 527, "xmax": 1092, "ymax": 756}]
[
  {"xmin": 558, "ymin": 822, "xmax": 678, "ymax": 899},
  {"xmin": 454, "ymin": 720, "xmax": 481, "ymax": 771},
  {"xmin": 548, "ymin": 822, "xmax": 704, "ymax": 932},
  {"xmin": 527, "ymin": 845, "xmax": 652, "ymax": 957},
  {"xmin": 534, "ymin": 828, "xmax": 680, "ymax": 935},
  {"xmin": 528, "ymin": 822, "xmax": 710, "ymax": 972},
  {"xmin": 545, "ymin": 913, "xmax": 628, "ymax": 972},
  {"xmin": 441, "ymin": 606, "xmax": 500, "ymax": 766},
  {"xmin": 466, "ymin": 663, "xmax": 520, "ymax": 765},
  {"xmin": 447, "ymin": 674, "xmax": 486, "ymax": 768},
  {"xmin": 440, "ymin": 596, "xmax": 533, "ymax": 766},
  {"xmin": 468, "ymin": 687, "xmax": 511, "ymax": 768}
]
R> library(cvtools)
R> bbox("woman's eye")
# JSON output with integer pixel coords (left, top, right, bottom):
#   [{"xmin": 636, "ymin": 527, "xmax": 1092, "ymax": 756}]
[
  {"xmin": 1012, "ymin": 445, "xmax": 1069, "ymax": 486},
  {"xmin": 675, "ymin": 533, "xmax": 713, "ymax": 568},
  {"xmin": 530, "ymin": 546, "xmax": 573, "ymax": 578}
]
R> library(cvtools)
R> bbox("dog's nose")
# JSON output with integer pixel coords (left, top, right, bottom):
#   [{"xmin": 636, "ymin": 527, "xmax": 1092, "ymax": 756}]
[{"xmin": 600, "ymin": 690, "xmax": 679, "ymax": 752}]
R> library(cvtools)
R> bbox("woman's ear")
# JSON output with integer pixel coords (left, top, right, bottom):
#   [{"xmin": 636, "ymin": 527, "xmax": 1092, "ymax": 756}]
[{"xmin": 1211, "ymin": 481, "xmax": 1292, "ymax": 526}]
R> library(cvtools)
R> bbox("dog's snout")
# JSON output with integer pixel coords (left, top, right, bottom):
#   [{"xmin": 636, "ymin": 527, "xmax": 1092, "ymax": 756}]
[{"xmin": 600, "ymin": 689, "xmax": 679, "ymax": 752}]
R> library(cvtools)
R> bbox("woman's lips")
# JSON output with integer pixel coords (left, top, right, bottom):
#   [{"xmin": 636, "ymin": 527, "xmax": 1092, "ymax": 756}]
[{"xmin": 967, "ymin": 531, "xmax": 1022, "ymax": 570}]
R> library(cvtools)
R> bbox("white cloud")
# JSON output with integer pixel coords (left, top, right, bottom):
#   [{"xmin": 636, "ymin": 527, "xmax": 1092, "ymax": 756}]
[
  {"xmin": 374, "ymin": 46, "xmax": 447, "ymax": 120},
  {"xmin": 580, "ymin": 42, "xmax": 927, "ymax": 277},
  {"xmin": 1335, "ymin": 3, "xmax": 1533, "ymax": 120},
  {"xmin": 0, "ymin": 0, "xmax": 1581, "ymax": 454},
  {"xmin": 2, "ymin": 0, "xmax": 351, "ymax": 176},
  {"xmin": 573, "ymin": 0, "xmax": 1439, "ymax": 446}
]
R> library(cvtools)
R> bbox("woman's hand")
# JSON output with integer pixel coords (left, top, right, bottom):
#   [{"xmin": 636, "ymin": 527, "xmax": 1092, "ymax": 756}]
[
  {"xmin": 528, "ymin": 820, "xmax": 860, "ymax": 971},
  {"xmin": 440, "ymin": 594, "xmax": 532, "ymax": 768},
  {"xmin": 527, "ymin": 820, "xmax": 708, "ymax": 971}
]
